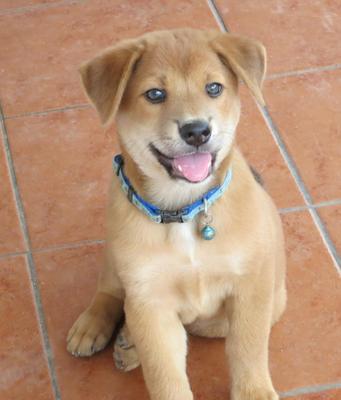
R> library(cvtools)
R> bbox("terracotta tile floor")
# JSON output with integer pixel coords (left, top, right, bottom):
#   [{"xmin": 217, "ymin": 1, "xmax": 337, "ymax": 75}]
[{"xmin": 0, "ymin": 1, "xmax": 340, "ymax": 399}]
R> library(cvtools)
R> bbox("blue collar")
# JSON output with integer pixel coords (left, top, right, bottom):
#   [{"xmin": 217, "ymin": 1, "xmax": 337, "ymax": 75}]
[{"xmin": 113, "ymin": 154, "xmax": 233, "ymax": 224}]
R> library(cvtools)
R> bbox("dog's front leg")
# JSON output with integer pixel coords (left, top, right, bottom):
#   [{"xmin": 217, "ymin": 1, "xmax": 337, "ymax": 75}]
[
  {"xmin": 227, "ymin": 282, "xmax": 278, "ymax": 400},
  {"xmin": 125, "ymin": 299, "xmax": 193, "ymax": 400}
]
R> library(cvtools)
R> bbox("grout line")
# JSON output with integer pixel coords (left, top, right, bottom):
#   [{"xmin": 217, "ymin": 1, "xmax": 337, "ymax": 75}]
[
  {"xmin": 309, "ymin": 207, "xmax": 341, "ymax": 275},
  {"xmin": 267, "ymin": 63, "xmax": 341, "ymax": 81},
  {"xmin": 278, "ymin": 198, "xmax": 341, "ymax": 214},
  {"xmin": 280, "ymin": 381, "xmax": 341, "ymax": 398},
  {"xmin": 33, "ymin": 239, "xmax": 105, "ymax": 254},
  {"xmin": 207, "ymin": 0, "xmax": 229, "ymax": 32},
  {"xmin": 5, "ymin": 103, "xmax": 91, "ymax": 120},
  {"xmin": 25, "ymin": 252, "xmax": 62, "ymax": 399},
  {"xmin": 313, "ymin": 198, "xmax": 341, "ymax": 208},
  {"xmin": 0, "ymin": 250, "xmax": 27, "ymax": 260},
  {"xmin": 208, "ymin": 1, "xmax": 341, "ymax": 273},
  {"xmin": 1, "ymin": 115, "xmax": 30, "ymax": 252},
  {"xmin": 259, "ymin": 106, "xmax": 314, "ymax": 204},
  {"xmin": 278, "ymin": 205, "xmax": 308, "ymax": 214},
  {"xmin": 0, "ymin": 105, "xmax": 62, "ymax": 400},
  {"xmin": 0, "ymin": 0, "xmax": 86, "ymax": 16},
  {"xmin": 0, "ymin": 239, "xmax": 105, "ymax": 261}
]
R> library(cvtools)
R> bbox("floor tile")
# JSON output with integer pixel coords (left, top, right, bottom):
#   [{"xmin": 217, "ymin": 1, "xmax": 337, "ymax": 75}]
[
  {"xmin": 0, "ymin": 137, "xmax": 25, "ymax": 254},
  {"xmin": 0, "ymin": 256, "xmax": 54, "ymax": 400},
  {"xmin": 270, "ymin": 212, "xmax": 341, "ymax": 390},
  {"xmin": 34, "ymin": 243, "xmax": 149, "ymax": 400},
  {"xmin": 214, "ymin": 0, "xmax": 341, "ymax": 75},
  {"xmin": 0, "ymin": 0, "xmax": 216, "ymax": 116},
  {"xmin": 188, "ymin": 336, "xmax": 230, "ymax": 399},
  {"xmin": 35, "ymin": 212, "xmax": 341, "ymax": 399},
  {"xmin": 237, "ymin": 87, "xmax": 303, "ymax": 209},
  {"xmin": 6, "ymin": 108, "xmax": 117, "ymax": 249},
  {"xmin": 287, "ymin": 389, "xmax": 341, "ymax": 400},
  {"xmin": 0, "ymin": 0, "xmax": 58, "ymax": 11},
  {"xmin": 264, "ymin": 69, "xmax": 341, "ymax": 203},
  {"xmin": 318, "ymin": 205, "xmax": 341, "ymax": 254}
]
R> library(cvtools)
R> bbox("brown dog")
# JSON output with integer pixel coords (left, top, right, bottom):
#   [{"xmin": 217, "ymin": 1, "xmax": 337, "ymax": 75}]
[{"xmin": 67, "ymin": 29, "xmax": 286, "ymax": 400}]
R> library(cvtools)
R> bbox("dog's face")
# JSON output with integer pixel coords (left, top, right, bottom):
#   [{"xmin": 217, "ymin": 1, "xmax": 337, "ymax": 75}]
[
  {"xmin": 116, "ymin": 31, "xmax": 241, "ymax": 186},
  {"xmin": 81, "ymin": 29, "xmax": 266, "ymax": 193}
]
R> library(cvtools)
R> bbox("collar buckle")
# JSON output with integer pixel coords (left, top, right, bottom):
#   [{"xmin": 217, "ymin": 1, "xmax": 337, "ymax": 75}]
[{"xmin": 160, "ymin": 210, "xmax": 184, "ymax": 224}]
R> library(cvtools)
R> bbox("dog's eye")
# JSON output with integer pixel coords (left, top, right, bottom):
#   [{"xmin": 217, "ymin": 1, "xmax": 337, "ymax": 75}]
[
  {"xmin": 144, "ymin": 88, "xmax": 167, "ymax": 104},
  {"xmin": 205, "ymin": 82, "xmax": 223, "ymax": 98}
]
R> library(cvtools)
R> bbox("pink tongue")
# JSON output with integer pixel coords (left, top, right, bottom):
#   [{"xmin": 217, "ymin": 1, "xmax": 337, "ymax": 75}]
[{"xmin": 172, "ymin": 152, "xmax": 212, "ymax": 182}]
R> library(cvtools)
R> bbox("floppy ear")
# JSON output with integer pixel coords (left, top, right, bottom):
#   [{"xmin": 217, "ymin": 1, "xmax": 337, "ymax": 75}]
[
  {"xmin": 211, "ymin": 33, "xmax": 267, "ymax": 105},
  {"xmin": 80, "ymin": 39, "xmax": 144, "ymax": 126}
]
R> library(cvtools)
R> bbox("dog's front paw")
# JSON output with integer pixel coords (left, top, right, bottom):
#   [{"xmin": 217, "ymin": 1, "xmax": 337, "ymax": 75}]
[
  {"xmin": 232, "ymin": 385, "xmax": 278, "ymax": 400},
  {"xmin": 67, "ymin": 309, "xmax": 115, "ymax": 357}
]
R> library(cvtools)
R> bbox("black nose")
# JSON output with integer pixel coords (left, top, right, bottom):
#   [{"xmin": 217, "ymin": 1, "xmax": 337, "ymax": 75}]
[{"xmin": 179, "ymin": 120, "xmax": 211, "ymax": 147}]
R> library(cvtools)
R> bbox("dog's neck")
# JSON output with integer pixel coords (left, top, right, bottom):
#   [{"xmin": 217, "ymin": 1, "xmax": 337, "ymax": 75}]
[{"xmin": 120, "ymin": 146, "xmax": 234, "ymax": 211}]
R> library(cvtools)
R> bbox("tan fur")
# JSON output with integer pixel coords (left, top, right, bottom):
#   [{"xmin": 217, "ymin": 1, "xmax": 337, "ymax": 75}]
[{"xmin": 67, "ymin": 29, "xmax": 286, "ymax": 400}]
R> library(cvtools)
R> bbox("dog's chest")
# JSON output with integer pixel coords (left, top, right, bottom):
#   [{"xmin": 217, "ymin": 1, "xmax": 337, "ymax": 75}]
[
  {"xmin": 166, "ymin": 222, "xmax": 245, "ymax": 274},
  {"xmin": 166, "ymin": 222, "xmax": 237, "ymax": 322},
  {"xmin": 127, "ymin": 222, "xmax": 246, "ymax": 322},
  {"xmin": 167, "ymin": 223, "xmax": 198, "ymax": 266}
]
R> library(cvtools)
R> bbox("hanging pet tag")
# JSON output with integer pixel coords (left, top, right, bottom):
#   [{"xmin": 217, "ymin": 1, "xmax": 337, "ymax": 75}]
[{"xmin": 200, "ymin": 199, "xmax": 216, "ymax": 240}]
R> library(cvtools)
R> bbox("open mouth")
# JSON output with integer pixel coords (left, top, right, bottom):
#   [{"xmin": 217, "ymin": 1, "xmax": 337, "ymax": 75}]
[{"xmin": 150, "ymin": 144, "xmax": 215, "ymax": 183}]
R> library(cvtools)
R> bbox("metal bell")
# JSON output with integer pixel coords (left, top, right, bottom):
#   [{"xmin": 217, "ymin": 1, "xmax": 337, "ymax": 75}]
[{"xmin": 201, "ymin": 225, "xmax": 216, "ymax": 240}]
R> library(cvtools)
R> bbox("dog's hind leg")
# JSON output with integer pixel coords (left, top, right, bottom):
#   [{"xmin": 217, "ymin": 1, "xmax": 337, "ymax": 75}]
[
  {"xmin": 271, "ymin": 284, "xmax": 287, "ymax": 326},
  {"xmin": 186, "ymin": 303, "xmax": 229, "ymax": 338},
  {"xmin": 186, "ymin": 316, "xmax": 229, "ymax": 338},
  {"xmin": 114, "ymin": 322, "xmax": 140, "ymax": 372}
]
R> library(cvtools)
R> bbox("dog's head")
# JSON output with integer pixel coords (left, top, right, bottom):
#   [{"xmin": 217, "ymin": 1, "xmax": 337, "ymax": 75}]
[{"xmin": 80, "ymin": 29, "xmax": 266, "ymax": 195}]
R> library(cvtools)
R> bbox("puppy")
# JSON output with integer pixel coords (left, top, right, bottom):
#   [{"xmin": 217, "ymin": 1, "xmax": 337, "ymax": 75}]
[{"xmin": 67, "ymin": 29, "xmax": 286, "ymax": 400}]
